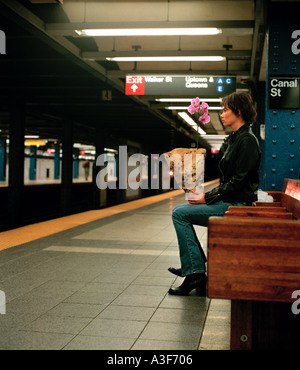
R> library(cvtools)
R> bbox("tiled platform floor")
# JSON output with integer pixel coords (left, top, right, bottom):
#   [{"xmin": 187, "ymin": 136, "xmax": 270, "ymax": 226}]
[{"xmin": 0, "ymin": 190, "xmax": 230, "ymax": 350}]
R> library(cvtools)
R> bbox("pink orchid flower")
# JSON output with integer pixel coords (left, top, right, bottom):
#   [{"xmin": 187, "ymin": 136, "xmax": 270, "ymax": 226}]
[
  {"xmin": 201, "ymin": 101, "xmax": 209, "ymax": 113},
  {"xmin": 188, "ymin": 97, "xmax": 200, "ymax": 115},
  {"xmin": 188, "ymin": 97, "xmax": 210, "ymax": 125},
  {"xmin": 199, "ymin": 112, "xmax": 210, "ymax": 124},
  {"xmin": 188, "ymin": 105, "xmax": 196, "ymax": 115}
]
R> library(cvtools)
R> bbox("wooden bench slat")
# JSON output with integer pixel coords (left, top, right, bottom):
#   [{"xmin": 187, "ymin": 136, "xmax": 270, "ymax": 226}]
[
  {"xmin": 208, "ymin": 276, "xmax": 300, "ymax": 302},
  {"xmin": 255, "ymin": 202, "xmax": 281, "ymax": 207},
  {"xmin": 208, "ymin": 216, "xmax": 300, "ymax": 240},
  {"xmin": 227, "ymin": 206, "xmax": 286, "ymax": 212},
  {"xmin": 224, "ymin": 211, "xmax": 293, "ymax": 219}
]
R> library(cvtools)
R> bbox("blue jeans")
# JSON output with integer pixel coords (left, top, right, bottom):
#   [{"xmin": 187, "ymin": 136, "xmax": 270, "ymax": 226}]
[{"xmin": 172, "ymin": 201, "xmax": 244, "ymax": 276}]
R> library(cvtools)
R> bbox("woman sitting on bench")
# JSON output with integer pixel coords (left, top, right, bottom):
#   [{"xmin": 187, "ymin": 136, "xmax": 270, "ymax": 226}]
[{"xmin": 168, "ymin": 91, "xmax": 261, "ymax": 296}]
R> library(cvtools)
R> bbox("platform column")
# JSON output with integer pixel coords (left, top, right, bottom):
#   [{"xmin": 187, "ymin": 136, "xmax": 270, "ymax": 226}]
[
  {"xmin": 93, "ymin": 127, "xmax": 105, "ymax": 208},
  {"xmin": 29, "ymin": 145, "xmax": 37, "ymax": 180},
  {"xmin": 61, "ymin": 120, "xmax": 73, "ymax": 215},
  {"xmin": 263, "ymin": 2, "xmax": 300, "ymax": 190},
  {"xmin": 54, "ymin": 145, "xmax": 60, "ymax": 180},
  {"xmin": 8, "ymin": 102, "xmax": 25, "ymax": 228},
  {"xmin": 0, "ymin": 138, "xmax": 6, "ymax": 181},
  {"xmin": 73, "ymin": 148, "xmax": 79, "ymax": 179}
]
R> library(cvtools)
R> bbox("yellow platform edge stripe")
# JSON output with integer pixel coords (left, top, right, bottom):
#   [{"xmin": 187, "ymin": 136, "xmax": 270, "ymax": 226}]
[
  {"xmin": 0, "ymin": 180, "xmax": 218, "ymax": 251},
  {"xmin": 0, "ymin": 190, "xmax": 183, "ymax": 251}
]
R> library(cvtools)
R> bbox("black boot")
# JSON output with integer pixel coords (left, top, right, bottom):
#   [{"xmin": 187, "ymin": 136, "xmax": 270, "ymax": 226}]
[
  {"xmin": 168, "ymin": 267, "xmax": 183, "ymax": 277},
  {"xmin": 168, "ymin": 273, "xmax": 206, "ymax": 296}
]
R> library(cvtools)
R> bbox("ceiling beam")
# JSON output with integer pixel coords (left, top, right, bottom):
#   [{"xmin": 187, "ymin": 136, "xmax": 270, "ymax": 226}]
[
  {"xmin": 107, "ymin": 70, "xmax": 251, "ymax": 80},
  {"xmin": 250, "ymin": 0, "xmax": 263, "ymax": 79},
  {"xmin": 46, "ymin": 20, "xmax": 254, "ymax": 37}
]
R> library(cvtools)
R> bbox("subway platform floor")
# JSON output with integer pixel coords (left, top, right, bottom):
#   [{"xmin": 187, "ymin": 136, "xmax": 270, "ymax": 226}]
[{"xmin": 0, "ymin": 185, "xmax": 230, "ymax": 350}]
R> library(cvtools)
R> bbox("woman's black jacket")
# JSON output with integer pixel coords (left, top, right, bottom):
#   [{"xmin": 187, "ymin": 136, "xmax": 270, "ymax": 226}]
[{"xmin": 204, "ymin": 124, "xmax": 261, "ymax": 205}]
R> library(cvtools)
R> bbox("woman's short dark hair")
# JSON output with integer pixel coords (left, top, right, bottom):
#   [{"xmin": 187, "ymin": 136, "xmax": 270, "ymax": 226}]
[{"xmin": 221, "ymin": 92, "xmax": 257, "ymax": 125}]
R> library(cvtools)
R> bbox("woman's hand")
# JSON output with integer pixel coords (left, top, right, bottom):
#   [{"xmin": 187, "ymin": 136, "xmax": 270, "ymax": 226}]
[{"xmin": 187, "ymin": 191, "xmax": 206, "ymax": 205}]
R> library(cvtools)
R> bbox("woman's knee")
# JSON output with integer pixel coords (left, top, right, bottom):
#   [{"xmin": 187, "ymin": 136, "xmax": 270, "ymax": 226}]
[
  {"xmin": 172, "ymin": 204, "xmax": 191, "ymax": 222},
  {"xmin": 172, "ymin": 204, "xmax": 185, "ymax": 221}
]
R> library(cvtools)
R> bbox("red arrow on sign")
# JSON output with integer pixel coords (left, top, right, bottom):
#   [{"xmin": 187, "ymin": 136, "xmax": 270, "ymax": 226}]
[{"xmin": 125, "ymin": 76, "xmax": 145, "ymax": 95}]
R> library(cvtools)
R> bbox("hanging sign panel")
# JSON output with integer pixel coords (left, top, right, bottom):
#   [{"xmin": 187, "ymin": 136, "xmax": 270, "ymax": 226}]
[
  {"xmin": 125, "ymin": 75, "xmax": 236, "ymax": 96},
  {"xmin": 269, "ymin": 76, "xmax": 300, "ymax": 109}
]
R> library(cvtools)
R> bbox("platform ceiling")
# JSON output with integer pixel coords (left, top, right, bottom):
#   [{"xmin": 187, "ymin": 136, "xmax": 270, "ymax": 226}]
[{"xmin": 0, "ymin": 0, "xmax": 268, "ymax": 152}]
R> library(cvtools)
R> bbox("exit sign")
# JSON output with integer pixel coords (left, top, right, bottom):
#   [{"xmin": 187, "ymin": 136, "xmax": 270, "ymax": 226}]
[{"xmin": 125, "ymin": 76, "xmax": 145, "ymax": 95}]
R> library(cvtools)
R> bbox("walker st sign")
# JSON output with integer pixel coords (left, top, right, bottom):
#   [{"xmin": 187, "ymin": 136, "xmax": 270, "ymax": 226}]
[{"xmin": 125, "ymin": 75, "xmax": 236, "ymax": 96}]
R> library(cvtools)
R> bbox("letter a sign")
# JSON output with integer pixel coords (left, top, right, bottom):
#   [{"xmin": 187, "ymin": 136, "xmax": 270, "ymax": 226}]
[{"xmin": 125, "ymin": 76, "xmax": 145, "ymax": 95}]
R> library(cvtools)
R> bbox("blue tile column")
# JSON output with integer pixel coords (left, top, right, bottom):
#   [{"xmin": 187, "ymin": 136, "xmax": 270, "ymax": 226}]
[
  {"xmin": 73, "ymin": 148, "xmax": 79, "ymax": 179},
  {"xmin": 29, "ymin": 145, "xmax": 37, "ymax": 180},
  {"xmin": 264, "ymin": 2, "xmax": 300, "ymax": 190},
  {"xmin": 54, "ymin": 147, "xmax": 60, "ymax": 180},
  {"xmin": 0, "ymin": 138, "xmax": 6, "ymax": 181}
]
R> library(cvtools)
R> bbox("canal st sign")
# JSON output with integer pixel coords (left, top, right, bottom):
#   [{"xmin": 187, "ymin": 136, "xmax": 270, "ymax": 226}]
[
  {"xmin": 125, "ymin": 75, "xmax": 236, "ymax": 96},
  {"xmin": 269, "ymin": 77, "xmax": 300, "ymax": 109}
]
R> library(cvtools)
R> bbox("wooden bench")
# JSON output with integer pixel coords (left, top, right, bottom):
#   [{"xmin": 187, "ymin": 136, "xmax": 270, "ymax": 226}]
[
  {"xmin": 224, "ymin": 178, "xmax": 300, "ymax": 220},
  {"xmin": 207, "ymin": 178, "xmax": 300, "ymax": 350}
]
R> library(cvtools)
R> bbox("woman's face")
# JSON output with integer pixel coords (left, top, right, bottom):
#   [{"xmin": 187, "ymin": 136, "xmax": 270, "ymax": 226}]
[{"xmin": 220, "ymin": 105, "xmax": 238, "ymax": 128}]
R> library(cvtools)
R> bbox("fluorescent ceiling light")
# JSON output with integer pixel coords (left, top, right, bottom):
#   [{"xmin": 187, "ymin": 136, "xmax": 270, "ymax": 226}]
[
  {"xmin": 167, "ymin": 106, "xmax": 222, "ymax": 110},
  {"xmin": 203, "ymin": 106, "xmax": 223, "ymax": 110},
  {"xmin": 75, "ymin": 28, "xmax": 221, "ymax": 37},
  {"xmin": 106, "ymin": 56, "xmax": 225, "ymax": 62},
  {"xmin": 167, "ymin": 106, "xmax": 191, "ymax": 110},
  {"xmin": 178, "ymin": 112, "xmax": 206, "ymax": 135},
  {"xmin": 156, "ymin": 98, "xmax": 222, "ymax": 102}
]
